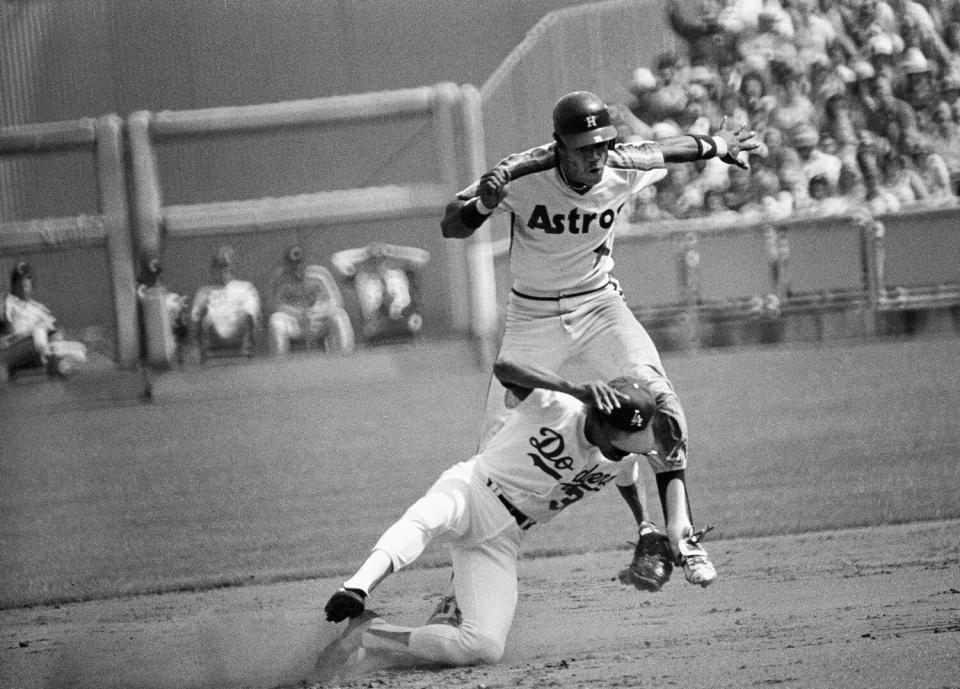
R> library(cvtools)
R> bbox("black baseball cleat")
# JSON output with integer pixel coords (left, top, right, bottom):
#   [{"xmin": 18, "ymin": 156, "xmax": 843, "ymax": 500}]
[{"xmin": 325, "ymin": 587, "xmax": 367, "ymax": 622}]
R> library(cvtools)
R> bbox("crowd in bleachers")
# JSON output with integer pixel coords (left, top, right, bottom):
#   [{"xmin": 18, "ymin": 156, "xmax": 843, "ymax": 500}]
[{"xmin": 618, "ymin": 0, "xmax": 960, "ymax": 224}]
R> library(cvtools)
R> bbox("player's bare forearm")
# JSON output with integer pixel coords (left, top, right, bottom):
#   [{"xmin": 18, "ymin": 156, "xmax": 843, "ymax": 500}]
[
  {"xmin": 493, "ymin": 358, "xmax": 627, "ymax": 413},
  {"xmin": 618, "ymin": 482, "xmax": 647, "ymax": 526},
  {"xmin": 493, "ymin": 358, "xmax": 579, "ymax": 399}
]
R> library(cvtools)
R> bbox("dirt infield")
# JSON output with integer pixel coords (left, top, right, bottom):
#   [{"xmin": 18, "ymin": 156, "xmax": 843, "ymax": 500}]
[
  {"xmin": 2, "ymin": 519, "xmax": 958, "ymax": 689},
  {"xmin": 2, "ymin": 335, "xmax": 959, "ymax": 688}
]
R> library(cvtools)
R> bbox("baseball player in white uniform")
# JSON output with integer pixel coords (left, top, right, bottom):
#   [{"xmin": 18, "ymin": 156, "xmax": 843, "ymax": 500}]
[
  {"xmin": 439, "ymin": 91, "xmax": 759, "ymax": 590},
  {"xmin": 314, "ymin": 361, "xmax": 688, "ymax": 680},
  {"xmin": 2, "ymin": 261, "xmax": 87, "ymax": 378},
  {"xmin": 190, "ymin": 245, "xmax": 261, "ymax": 359}
]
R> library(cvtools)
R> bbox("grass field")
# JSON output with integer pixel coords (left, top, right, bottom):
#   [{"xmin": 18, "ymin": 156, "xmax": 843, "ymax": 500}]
[{"xmin": 1, "ymin": 334, "xmax": 958, "ymax": 610}]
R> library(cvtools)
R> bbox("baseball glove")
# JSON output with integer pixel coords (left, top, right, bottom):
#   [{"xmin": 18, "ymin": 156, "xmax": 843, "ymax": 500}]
[{"xmin": 617, "ymin": 523, "xmax": 674, "ymax": 592}]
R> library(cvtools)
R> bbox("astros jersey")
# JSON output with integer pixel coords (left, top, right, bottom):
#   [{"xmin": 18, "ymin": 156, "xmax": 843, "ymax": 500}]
[
  {"xmin": 476, "ymin": 389, "xmax": 645, "ymax": 525},
  {"xmin": 463, "ymin": 142, "xmax": 667, "ymax": 294}
]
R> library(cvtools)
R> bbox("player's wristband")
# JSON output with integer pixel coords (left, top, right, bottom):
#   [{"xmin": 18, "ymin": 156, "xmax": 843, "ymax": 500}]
[
  {"xmin": 459, "ymin": 197, "xmax": 493, "ymax": 229},
  {"xmin": 689, "ymin": 134, "xmax": 729, "ymax": 160},
  {"xmin": 475, "ymin": 197, "xmax": 495, "ymax": 215}
]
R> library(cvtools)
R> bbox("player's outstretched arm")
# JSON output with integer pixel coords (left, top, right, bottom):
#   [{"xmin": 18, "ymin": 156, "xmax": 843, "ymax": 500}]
[
  {"xmin": 493, "ymin": 358, "xmax": 627, "ymax": 413},
  {"xmin": 655, "ymin": 117, "xmax": 759, "ymax": 169}
]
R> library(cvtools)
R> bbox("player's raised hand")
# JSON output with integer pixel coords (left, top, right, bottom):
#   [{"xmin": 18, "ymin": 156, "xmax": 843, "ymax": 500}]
[
  {"xmin": 575, "ymin": 380, "xmax": 630, "ymax": 414},
  {"xmin": 715, "ymin": 117, "xmax": 759, "ymax": 170},
  {"xmin": 478, "ymin": 167, "xmax": 510, "ymax": 209}
]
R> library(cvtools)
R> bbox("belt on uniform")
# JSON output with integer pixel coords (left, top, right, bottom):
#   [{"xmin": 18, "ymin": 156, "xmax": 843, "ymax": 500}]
[
  {"xmin": 485, "ymin": 478, "xmax": 536, "ymax": 530},
  {"xmin": 510, "ymin": 280, "xmax": 612, "ymax": 301}
]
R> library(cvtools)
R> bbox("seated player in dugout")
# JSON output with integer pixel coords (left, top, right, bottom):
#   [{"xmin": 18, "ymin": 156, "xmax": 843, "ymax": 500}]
[
  {"xmin": 267, "ymin": 245, "xmax": 355, "ymax": 356},
  {"xmin": 313, "ymin": 361, "xmax": 712, "ymax": 682},
  {"xmin": 438, "ymin": 90, "xmax": 758, "ymax": 591},
  {"xmin": 190, "ymin": 245, "xmax": 261, "ymax": 361},
  {"xmin": 1, "ymin": 261, "xmax": 87, "ymax": 379},
  {"xmin": 330, "ymin": 243, "xmax": 430, "ymax": 343}
]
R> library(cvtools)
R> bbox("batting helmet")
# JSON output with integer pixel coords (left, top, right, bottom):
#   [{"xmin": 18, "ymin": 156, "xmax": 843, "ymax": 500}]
[{"xmin": 552, "ymin": 91, "xmax": 618, "ymax": 148}]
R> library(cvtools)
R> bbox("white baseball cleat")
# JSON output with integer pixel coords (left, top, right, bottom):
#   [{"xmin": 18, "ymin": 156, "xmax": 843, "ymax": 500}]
[
  {"xmin": 312, "ymin": 610, "xmax": 381, "ymax": 683},
  {"xmin": 677, "ymin": 526, "xmax": 717, "ymax": 587}
]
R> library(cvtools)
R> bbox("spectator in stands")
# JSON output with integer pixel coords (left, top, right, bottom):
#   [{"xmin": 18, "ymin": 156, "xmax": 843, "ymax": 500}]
[
  {"xmin": 716, "ymin": 0, "xmax": 763, "ymax": 37},
  {"xmin": 654, "ymin": 164, "xmax": 702, "ymax": 219},
  {"xmin": 838, "ymin": 157, "xmax": 869, "ymax": 202},
  {"xmin": 909, "ymin": 138, "xmax": 957, "ymax": 201},
  {"xmin": 808, "ymin": 52, "xmax": 848, "ymax": 108},
  {"xmin": 630, "ymin": 183, "xmax": 669, "ymax": 223},
  {"xmin": 1, "ymin": 261, "xmax": 87, "ymax": 379},
  {"xmin": 737, "ymin": 69, "xmax": 777, "ymax": 131},
  {"xmin": 926, "ymin": 99, "xmax": 960, "ymax": 182},
  {"xmin": 723, "ymin": 164, "xmax": 756, "ymax": 212},
  {"xmin": 865, "ymin": 75, "xmax": 923, "ymax": 152},
  {"xmin": 630, "ymin": 51, "xmax": 689, "ymax": 126},
  {"xmin": 267, "ymin": 246, "xmax": 355, "ymax": 356},
  {"xmin": 802, "ymin": 172, "xmax": 855, "ymax": 215},
  {"xmin": 942, "ymin": 22, "xmax": 960, "ymax": 88},
  {"xmin": 788, "ymin": 0, "xmax": 841, "ymax": 71},
  {"xmin": 190, "ymin": 245, "xmax": 261, "ymax": 362},
  {"xmin": 858, "ymin": 133, "xmax": 904, "ymax": 214},
  {"xmin": 890, "ymin": 0, "xmax": 953, "ymax": 66},
  {"xmin": 881, "ymin": 149, "xmax": 932, "ymax": 205},
  {"xmin": 843, "ymin": 0, "xmax": 899, "ymax": 54},
  {"xmin": 793, "ymin": 123, "xmax": 843, "ymax": 191},
  {"xmin": 769, "ymin": 63, "xmax": 816, "ymax": 133},
  {"xmin": 738, "ymin": 162, "xmax": 795, "ymax": 219},
  {"xmin": 899, "ymin": 47, "xmax": 940, "ymax": 123},
  {"xmin": 701, "ymin": 187, "xmax": 743, "ymax": 222},
  {"xmin": 666, "ymin": 0, "xmax": 731, "ymax": 68},
  {"xmin": 819, "ymin": 1, "xmax": 861, "ymax": 59},
  {"xmin": 824, "ymin": 37, "xmax": 860, "ymax": 88},
  {"xmin": 757, "ymin": 125, "xmax": 807, "ymax": 208},
  {"xmin": 847, "ymin": 58, "xmax": 879, "ymax": 121},
  {"xmin": 687, "ymin": 64, "xmax": 728, "ymax": 129},
  {"xmin": 818, "ymin": 87, "xmax": 867, "ymax": 189},
  {"xmin": 736, "ymin": 7, "xmax": 798, "ymax": 75}
]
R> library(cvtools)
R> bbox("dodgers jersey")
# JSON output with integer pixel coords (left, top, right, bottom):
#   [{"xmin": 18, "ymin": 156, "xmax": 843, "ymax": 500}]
[
  {"xmin": 476, "ymin": 389, "xmax": 646, "ymax": 525},
  {"xmin": 462, "ymin": 142, "xmax": 668, "ymax": 294}
]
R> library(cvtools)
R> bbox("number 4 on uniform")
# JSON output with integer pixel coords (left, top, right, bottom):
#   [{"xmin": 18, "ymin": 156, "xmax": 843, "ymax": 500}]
[{"xmin": 593, "ymin": 238, "xmax": 612, "ymax": 267}]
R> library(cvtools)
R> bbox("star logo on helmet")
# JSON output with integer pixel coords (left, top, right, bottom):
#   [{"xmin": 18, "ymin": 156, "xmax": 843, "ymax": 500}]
[{"xmin": 585, "ymin": 115, "xmax": 597, "ymax": 128}]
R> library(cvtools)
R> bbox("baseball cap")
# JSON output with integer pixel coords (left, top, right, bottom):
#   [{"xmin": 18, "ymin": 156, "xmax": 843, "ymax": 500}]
[
  {"xmin": 552, "ymin": 91, "xmax": 619, "ymax": 148},
  {"xmin": 10, "ymin": 260, "xmax": 32, "ymax": 292},
  {"xmin": 600, "ymin": 377, "xmax": 658, "ymax": 453},
  {"xmin": 212, "ymin": 245, "xmax": 236, "ymax": 269},
  {"xmin": 285, "ymin": 245, "xmax": 305, "ymax": 264}
]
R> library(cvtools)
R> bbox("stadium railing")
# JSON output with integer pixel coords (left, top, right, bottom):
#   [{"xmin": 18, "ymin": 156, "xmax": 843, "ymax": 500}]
[
  {"xmin": 610, "ymin": 206, "xmax": 959, "ymax": 351},
  {"xmin": 0, "ymin": 115, "xmax": 138, "ymax": 366},
  {"xmin": 126, "ymin": 83, "xmax": 500, "ymax": 366}
]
